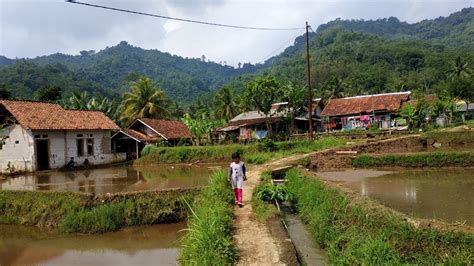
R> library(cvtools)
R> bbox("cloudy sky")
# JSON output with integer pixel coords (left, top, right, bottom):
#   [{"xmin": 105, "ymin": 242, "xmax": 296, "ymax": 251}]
[{"xmin": 0, "ymin": 0, "xmax": 471, "ymax": 66}]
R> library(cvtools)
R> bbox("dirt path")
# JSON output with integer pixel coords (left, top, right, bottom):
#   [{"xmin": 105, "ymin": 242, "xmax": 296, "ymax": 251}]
[{"xmin": 233, "ymin": 154, "xmax": 308, "ymax": 266}]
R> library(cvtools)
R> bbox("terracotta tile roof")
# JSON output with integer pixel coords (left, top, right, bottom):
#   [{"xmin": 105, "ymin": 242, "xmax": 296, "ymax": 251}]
[
  {"xmin": 320, "ymin": 92, "xmax": 410, "ymax": 117},
  {"xmin": 0, "ymin": 99, "xmax": 119, "ymax": 130},
  {"xmin": 124, "ymin": 128, "xmax": 160, "ymax": 142},
  {"xmin": 139, "ymin": 118, "xmax": 191, "ymax": 140}
]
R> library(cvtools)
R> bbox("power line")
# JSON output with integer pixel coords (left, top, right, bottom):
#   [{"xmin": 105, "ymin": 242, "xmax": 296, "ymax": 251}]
[
  {"xmin": 65, "ymin": 0, "xmax": 304, "ymax": 31},
  {"xmin": 258, "ymin": 30, "xmax": 306, "ymax": 64}
]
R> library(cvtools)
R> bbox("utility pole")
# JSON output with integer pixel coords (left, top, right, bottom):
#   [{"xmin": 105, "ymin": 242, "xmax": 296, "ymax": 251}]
[{"xmin": 305, "ymin": 21, "xmax": 313, "ymax": 138}]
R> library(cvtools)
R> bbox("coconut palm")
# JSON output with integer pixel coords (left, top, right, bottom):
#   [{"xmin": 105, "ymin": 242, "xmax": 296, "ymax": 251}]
[
  {"xmin": 449, "ymin": 56, "xmax": 471, "ymax": 79},
  {"xmin": 325, "ymin": 76, "xmax": 347, "ymax": 100},
  {"xmin": 213, "ymin": 87, "xmax": 239, "ymax": 122},
  {"xmin": 120, "ymin": 77, "xmax": 170, "ymax": 125}
]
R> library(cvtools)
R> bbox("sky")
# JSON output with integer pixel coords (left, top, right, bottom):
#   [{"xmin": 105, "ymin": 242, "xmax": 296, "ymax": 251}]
[{"xmin": 0, "ymin": 0, "xmax": 472, "ymax": 66}]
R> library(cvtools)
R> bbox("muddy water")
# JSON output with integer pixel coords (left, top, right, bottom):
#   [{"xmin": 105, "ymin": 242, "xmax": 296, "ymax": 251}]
[
  {"xmin": 0, "ymin": 164, "xmax": 223, "ymax": 193},
  {"xmin": 0, "ymin": 223, "xmax": 185, "ymax": 266},
  {"xmin": 317, "ymin": 168, "xmax": 474, "ymax": 225}
]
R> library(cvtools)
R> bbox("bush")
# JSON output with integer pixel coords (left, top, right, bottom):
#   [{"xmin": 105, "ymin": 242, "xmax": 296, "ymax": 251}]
[
  {"xmin": 286, "ymin": 169, "xmax": 473, "ymax": 264},
  {"xmin": 180, "ymin": 171, "xmax": 236, "ymax": 265},
  {"xmin": 255, "ymin": 183, "xmax": 292, "ymax": 202}
]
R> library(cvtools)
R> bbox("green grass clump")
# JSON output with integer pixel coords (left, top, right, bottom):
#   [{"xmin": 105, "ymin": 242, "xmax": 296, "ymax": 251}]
[
  {"xmin": 285, "ymin": 169, "xmax": 474, "ymax": 264},
  {"xmin": 138, "ymin": 137, "xmax": 347, "ymax": 165},
  {"xmin": 1, "ymin": 189, "xmax": 200, "ymax": 233},
  {"xmin": 353, "ymin": 151, "xmax": 474, "ymax": 167},
  {"xmin": 0, "ymin": 191, "xmax": 90, "ymax": 227},
  {"xmin": 180, "ymin": 171, "xmax": 237, "ymax": 265}
]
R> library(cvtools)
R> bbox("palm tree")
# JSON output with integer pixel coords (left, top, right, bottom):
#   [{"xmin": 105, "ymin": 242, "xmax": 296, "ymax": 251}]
[
  {"xmin": 120, "ymin": 77, "xmax": 170, "ymax": 125},
  {"xmin": 449, "ymin": 56, "xmax": 471, "ymax": 79},
  {"xmin": 325, "ymin": 76, "xmax": 347, "ymax": 100},
  {"xmin": 213, "ymin": 87, "xmax": 238, "ymax": 122}
]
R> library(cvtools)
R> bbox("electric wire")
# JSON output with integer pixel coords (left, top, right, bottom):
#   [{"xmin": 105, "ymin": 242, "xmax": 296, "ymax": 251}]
[{"xmin": 65, "ymin": 0, "xmax": 304, "ymax": 31}]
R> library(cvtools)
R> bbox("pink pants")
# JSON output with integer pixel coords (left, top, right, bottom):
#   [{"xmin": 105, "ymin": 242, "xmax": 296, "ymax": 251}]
[{"xmin": 233, "ymin": 188, "xmax": 243, "ymax": 204}]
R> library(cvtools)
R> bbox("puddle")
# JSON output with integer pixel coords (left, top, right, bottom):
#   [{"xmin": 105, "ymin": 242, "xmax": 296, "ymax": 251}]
[
  {"xmin": 317, "ymin": 168, "xmax": 474, "ymax": 225},
  {"xmin": 0, "ymin": 223, "xmax": 185, "ymax": 266},
  {"xmin": 0, "ymin": 164, "xmax": 224, "ymax": 193}
]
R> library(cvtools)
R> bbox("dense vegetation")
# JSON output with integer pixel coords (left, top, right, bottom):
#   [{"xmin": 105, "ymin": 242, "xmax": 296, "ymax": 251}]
[
  {"xmin": 286, "ymin": 169, "xmax": 473, "ymax": 264},
  {"xmin": 0, "ymin": 41, "xmax": 255, "ymax": 103},
  {"xmin": 316, "ymin": 7, "xmax": 474, "ymax": 48},
  {"xmin": 180, "ymin": 171, "xmax": 236, "ymax": 265}
]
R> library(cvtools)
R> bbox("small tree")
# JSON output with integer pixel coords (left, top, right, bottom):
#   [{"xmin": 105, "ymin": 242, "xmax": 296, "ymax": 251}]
[
  {"xmin": 182, "ymin": 114, "xmax": 221, "ymax": 146},
  {"xmin": 283, "ymin": 82, "xmax": 306, "ymax": 134},
  {"xmin": 243, "ymin": 76, "xmax": 283, "ymax": 138},
  {"xmin": 35, "ymin": 85, "xmax": 62, "ymax": 102}
]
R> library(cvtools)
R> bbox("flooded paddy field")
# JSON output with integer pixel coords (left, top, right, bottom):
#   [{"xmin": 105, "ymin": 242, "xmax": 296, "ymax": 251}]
[
  {"xmin": 317, "ymin": 168, "xmax": 474, "ymax": 225},
  {"xmin": 0, "ymin": 164, "xmax": 224, "ymax": 193},
  {"xmin": 0, "ymin": 222, "xmax": 185, "ymax": 266}
]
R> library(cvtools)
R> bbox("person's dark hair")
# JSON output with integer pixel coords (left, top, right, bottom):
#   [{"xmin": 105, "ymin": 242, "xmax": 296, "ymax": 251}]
[{"xmin": 231, "ymin": 152, "xmax": 240, "ymax": 160}]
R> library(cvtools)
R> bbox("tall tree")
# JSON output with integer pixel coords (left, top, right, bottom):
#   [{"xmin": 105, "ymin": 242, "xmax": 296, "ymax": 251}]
[
  {"xmin": 283, "ymin": 82, "xmax": 307, "ymax": 134},
  {"xmin": 325, "ymin": 76, "xmax": 347, "ymax": 100},
  {"xmin": 120, "ymin": 77, "xmax": 170, "ymax": 125},
  {"xmin": 213, "ymin": 87, "xmax": 239, "ymax": 122},
  {"xmin": 244, "ymin": 75, "xmax": 283, "ymax": 137},
  {"xmin": 35, "ymin": 85, "xmax": 62, "ymax": 102}
]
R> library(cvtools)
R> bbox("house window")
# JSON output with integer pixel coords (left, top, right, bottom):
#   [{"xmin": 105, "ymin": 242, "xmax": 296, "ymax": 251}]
[
  {"xmin": 34, "ymin": 134, "xmax": 41, "ymax": 138},
  {"xmin": 77, "ymin": 139, "xmax": 84, "ymax": 156},
  {"xmin": 87, "ymin": 139, "xmax": 94, "ymax": 156},
  {"xmin": 77, "ymin": 134, "xmax": 83, "ymax": 138},
  {"xmin": 15, "ymin": 140, "xmax": 19, "ymax": 144},
  {"xmin": 42, "ymin": 134, "xmax": 48, "ymax": 138}
]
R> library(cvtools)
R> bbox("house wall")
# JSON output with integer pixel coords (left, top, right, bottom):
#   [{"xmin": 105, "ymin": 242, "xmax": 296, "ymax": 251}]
[
  {"xmin": 0, "ymin": 125, "xmax": 35, "ymax": 173},
  {"xmin": 1, "ymin": 128, "xmax": 126, "ymax": 173}
]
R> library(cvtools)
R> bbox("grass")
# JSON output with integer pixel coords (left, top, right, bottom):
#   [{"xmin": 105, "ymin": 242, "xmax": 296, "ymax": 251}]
[
  {"xmin": 353, "ymin": 151, "xmax": 474, "ymax": 168},
  {"xmin": 0, "ymin": 189, "xmax": 200, "ymax": 233},
  {"xmin": 138, "ymin": 137, "xmax": 347, "ymax": 165},
  {"xmin": 285, "ymin": 169, "xmax": 474, "ymax": 264},
  {"xmin": 179, "ymin": 171, "xmax": 237, "ymax": 265},
  {"xmin": 422, "ymin": 130, "xmax": 474, "ymax": 144}
]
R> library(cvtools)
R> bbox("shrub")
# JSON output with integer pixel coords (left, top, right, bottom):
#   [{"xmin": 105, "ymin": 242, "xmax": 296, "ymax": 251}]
[{"xmin": 254, "ymin": 183, "xmax": 292, "ymax": 202}]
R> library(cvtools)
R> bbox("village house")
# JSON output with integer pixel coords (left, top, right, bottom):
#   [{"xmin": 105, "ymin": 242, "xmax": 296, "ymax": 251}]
[
  {"xmin": 0, "ymin": 100, "xmax": 125, "ymax": 173},
  {"xmin": 321, "ymin": 92, "xmax": 411, "ymax": 131},
  {"xmin": 112, "ymin": 118, "xmax": 192, "ymax": 159},
  {"xmin": 216, "ymin": 99, "xmax": 324, "ymax": 141}
]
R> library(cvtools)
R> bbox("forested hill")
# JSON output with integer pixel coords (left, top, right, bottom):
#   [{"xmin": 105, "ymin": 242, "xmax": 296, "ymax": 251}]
[
  {"xmin": 263, "ymin": 7, "xmax": 473, "ymax": 67},
  {"xmin": 316, "ymin": 7, "xmax": 474, "ymax": 48},
  {"xmin": 0, "ymin": 41, "xmax": 257, "ymax": 102}
]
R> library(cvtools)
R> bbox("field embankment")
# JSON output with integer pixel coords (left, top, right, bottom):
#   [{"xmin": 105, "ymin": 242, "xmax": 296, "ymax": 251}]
[
  {"xmin": 310, "ymin": 129, "xmax": 474, "ymax": 170},
  {"xmin": 179, "ymin": 171, "xmax": 236, "ymax": 265},
  {"xmin": 0, "ymin": 188, "xmax": 200, "ymax": 233},
  {"xmin": 353, "ymin": 151, "xmax": 474, "ymax": 167},
  {"xmin": 137, "ymin": 137, "xmax": 347, "ymax": 165},
  {"xmin": 286, "ymin": 169, "xmax": 474, "ymax": 264}
]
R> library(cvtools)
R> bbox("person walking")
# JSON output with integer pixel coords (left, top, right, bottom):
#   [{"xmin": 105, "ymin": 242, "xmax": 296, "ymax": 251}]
[{"xmin": 228, "ymin": 152, "xmax": 247, "ymax": 207}]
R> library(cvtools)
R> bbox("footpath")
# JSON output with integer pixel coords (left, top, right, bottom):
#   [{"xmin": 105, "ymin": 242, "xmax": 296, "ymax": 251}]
[{"xmin": 233, "ymin": 154, "xmax": 308, "ymax": 266}]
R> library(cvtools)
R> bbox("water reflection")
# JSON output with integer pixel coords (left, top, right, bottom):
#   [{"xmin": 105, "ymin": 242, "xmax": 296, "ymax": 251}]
[
  {"xmin": 0, "ymin": 223, "xmax": 185, "ymax": 266},
  {"xmin": 0, "ymin": 164, "xmax": 222, "ymax": 194},
  {"xmin": 317, "ymin": 168, "xmax": 474, "ymax": 225}
]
